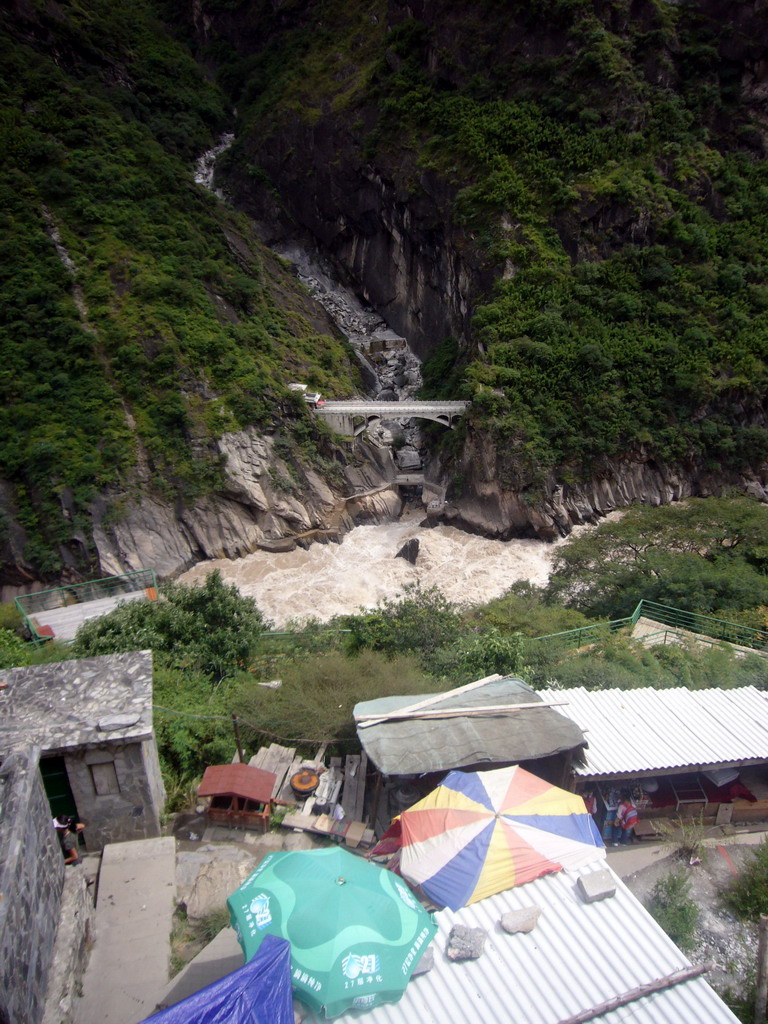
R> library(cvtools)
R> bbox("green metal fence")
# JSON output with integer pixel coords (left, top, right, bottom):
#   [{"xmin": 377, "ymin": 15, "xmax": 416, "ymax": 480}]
[
  {"xmin": 526, "ymin": 599, "xmax": 768, "ymax": 655},
  {"xmin": 15, "ymin": 568, "xmax": 157, "ymax": 641},
  {"xmin": 633, "ymin": 599, "xmax": 768, "ymax": 652},
  {"xmin": 527, "ymin": 616, "xmax": 634, "ymax": 651}
]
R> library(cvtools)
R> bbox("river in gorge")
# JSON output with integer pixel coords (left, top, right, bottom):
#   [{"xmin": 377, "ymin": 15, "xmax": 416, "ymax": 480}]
[
  {"xmin": 185, "ymin": 139, "xmax": 567, "ymax": 626},
  {"xmin": 177, "ymin": 514, "xmax": 569, "ymax": 627}
]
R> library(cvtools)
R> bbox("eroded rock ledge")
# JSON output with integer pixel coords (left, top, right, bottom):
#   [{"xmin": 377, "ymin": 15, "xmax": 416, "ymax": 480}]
[
  {"xmin": 442, "ymin": 433, "xmax": 768, "ymax": 541},
  {"xmin": 91, "ymin": 428, "xmax": 402, "ymax": 580}
]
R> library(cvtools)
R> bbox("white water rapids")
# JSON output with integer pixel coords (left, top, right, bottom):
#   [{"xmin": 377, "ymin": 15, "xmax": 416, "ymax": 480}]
[{"xmin": 177, "ymin": 515, "xmax": 568, "ymax": 628}]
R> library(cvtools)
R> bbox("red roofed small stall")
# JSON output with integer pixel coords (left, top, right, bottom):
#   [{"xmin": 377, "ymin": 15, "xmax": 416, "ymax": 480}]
[{"xmin": 197, "ymin": 764, "xmax": 277, "ymax": 832}]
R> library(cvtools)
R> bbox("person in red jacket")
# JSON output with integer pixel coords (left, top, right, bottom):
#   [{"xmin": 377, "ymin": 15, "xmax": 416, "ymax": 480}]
[{"xmin": 612, "ymin": 791, "xmax": 639, "ymax": 845}]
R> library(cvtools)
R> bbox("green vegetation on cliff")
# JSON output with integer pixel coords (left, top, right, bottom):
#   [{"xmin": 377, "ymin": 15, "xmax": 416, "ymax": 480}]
[
  {"xmin": 205, "ymin": 0, "xmax": 768, "ymax": 487},
  {"xmin": 1, "ymin": 0, "xmax": 361, "ymax": 576},
  {"xmin": 5, "ymin": 0, "xmax": 768, "ymax": 579},
  {"xmin": 379, "ymin": 3, "xmax": 768, "ymax": 479}
]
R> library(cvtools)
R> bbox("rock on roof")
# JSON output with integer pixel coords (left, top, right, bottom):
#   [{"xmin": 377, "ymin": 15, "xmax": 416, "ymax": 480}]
[{"xmin": 0, "ymin": 650, "xmax": 154, "ymax": 755}]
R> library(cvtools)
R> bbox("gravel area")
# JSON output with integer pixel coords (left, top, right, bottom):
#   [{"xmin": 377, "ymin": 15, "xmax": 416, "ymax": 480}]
[{"xmin": 622, "ymin": 834, "xmax": 766, "ymax": 1004}]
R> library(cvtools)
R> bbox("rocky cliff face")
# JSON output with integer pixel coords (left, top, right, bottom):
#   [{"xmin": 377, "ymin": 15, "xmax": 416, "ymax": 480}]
[
  {"xmin": 226, "ymin": 125, "xmax": 485, "ymax": 361},
  {"xmin": 439, "ymin": 432, "xmax": 768, "ymax": 541},
  {"xmin": 88, "ymin": 430, "xmax": 402, "ymax": 583},
  {"xmin": 0, "ymin": 430, "xmax": 401, "ymax": 600}
]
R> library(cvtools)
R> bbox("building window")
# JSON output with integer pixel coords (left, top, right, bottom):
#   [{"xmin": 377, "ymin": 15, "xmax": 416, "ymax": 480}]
[{"xmin": 90, "ymin": 761, "xmax": 120, "ymax": 795}]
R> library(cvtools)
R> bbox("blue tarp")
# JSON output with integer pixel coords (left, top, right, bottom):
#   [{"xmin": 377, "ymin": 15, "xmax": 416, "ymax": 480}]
[{"xmin": 140, "ymin": 934, "xmax": 293, "ymax": 1024}]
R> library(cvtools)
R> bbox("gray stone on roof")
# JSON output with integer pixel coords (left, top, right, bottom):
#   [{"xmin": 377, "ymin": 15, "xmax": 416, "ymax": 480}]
[
  {"xmin": 446, "ymin": 925, "xmax": 486, "ymax": 962},
  {"xmin": 0, "ymin": 650, "xmax": 154, "ymax": 754},
  {"xmin": 576, "ymin": 869, "xmax": 616, "ymax": 904}
]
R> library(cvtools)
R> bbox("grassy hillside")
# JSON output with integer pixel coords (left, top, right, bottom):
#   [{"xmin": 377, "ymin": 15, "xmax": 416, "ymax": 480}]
[{"xmin": 0, "ymin": 0, "xmax": 361, "ymax": 577}]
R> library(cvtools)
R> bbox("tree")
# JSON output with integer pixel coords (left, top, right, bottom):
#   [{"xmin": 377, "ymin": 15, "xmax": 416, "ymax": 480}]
[
  {"xmin": 546, "ymin": 497, "xmax": 768, "ymax": 618},
  {"xmin": 237, "ymin": 649, "xmax": 441, "ymax": 747},
  {"xmin": 72, "ymin": 570, "xmax": 270, "ymax": 680},
  {"xmin": 430, "ymin": 628, "xmax": 528, "ymax": 683},
  {"xmin": 342, "ymin": 583, "xmax": 461, "ymax": 662}
]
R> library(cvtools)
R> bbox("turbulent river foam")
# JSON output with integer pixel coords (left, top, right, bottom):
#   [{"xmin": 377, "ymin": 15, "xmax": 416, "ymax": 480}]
[{"xmin": 177, "ymin": 515, "xmax": 567, "ymax": 628}]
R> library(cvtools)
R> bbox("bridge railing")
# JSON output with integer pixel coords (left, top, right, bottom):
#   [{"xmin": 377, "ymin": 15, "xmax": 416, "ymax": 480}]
[{"xmin": 633, "ymin": 600, "xmax": 768, "ymax": 651}]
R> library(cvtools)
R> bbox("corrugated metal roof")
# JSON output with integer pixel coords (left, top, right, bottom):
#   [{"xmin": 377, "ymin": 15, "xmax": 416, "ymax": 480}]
[
  {"xmin": 306, "ymin": 861, "xmax": 737, "ymax": 1024},
  {"xmin": 537, "ymin": 686, "xmax": 768, "ymax": 778},
  {"xmin": 354, "ymin": 677, "xmax": 586, "ymax": 776}
]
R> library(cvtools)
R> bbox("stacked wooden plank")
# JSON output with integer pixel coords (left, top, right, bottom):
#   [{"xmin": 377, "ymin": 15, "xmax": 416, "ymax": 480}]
[
  {"xmin": 340, "ymin": 753, "xmax": 368, "ymax": 823},
  {"xmin": 247, "ymin": 743, "xmax": 296, "ymax": 802},
  {"xmin": 242, "ymin": 742, "xmax": 373, "ymax": 846}
]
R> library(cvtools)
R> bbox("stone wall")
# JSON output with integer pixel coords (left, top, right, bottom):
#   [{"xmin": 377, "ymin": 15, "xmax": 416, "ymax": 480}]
[
  {"xmin": 0, "ymin": 746, "xmax": 65, "ymax": 1024},
  {"xmin": 42, "ymin": 862, "xmax": 94, "ymax": 1024},
  {"xmin": 65, "ymin": 740, "xmax": 164, "ymax": 850}
]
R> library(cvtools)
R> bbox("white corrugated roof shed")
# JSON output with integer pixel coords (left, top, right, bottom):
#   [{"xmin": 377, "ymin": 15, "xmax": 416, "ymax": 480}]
[
  {"xmin": 306, "ymin": 861, "xmax": 737, "ymax": 1024},
  {"xmin": 537, "ymin": 685, "xmax": 768, "ymax": 778}
]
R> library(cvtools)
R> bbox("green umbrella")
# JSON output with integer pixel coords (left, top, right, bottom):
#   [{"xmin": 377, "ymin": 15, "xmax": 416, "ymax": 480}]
[{"xmin": 227, "ymin": 847, "xmax": 436, "ymax": 1019}]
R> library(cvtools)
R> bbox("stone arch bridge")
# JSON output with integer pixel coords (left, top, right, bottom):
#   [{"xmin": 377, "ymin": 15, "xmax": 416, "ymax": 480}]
[{"xmin": 316, "ymin": 400, "xmax": 469, "ymax": 437}]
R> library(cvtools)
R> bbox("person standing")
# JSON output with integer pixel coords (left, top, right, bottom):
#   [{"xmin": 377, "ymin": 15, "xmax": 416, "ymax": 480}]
[
  {"xmin": 53, "ymin": 814, "xmax": 85, "ymax": 860},
  {"xmin": 613, "ymin": 790, "xmax": 639, "ymax": 845},
  {"xmin": 61, "ymin": 825, "xmax": 81, "ymax": 865},
  {"xmin": 582, "ymin": 787, "xmax": 598, "ymax": 817}
]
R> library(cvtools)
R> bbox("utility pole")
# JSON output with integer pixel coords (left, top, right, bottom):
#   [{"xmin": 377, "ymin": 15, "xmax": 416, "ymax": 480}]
[{"xmin": 232, "ymin": 714, "xmax": 245, "ymax": 763}]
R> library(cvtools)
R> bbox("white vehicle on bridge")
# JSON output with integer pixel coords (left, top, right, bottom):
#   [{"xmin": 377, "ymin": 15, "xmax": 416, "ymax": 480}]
[{"xmin": 288, "ymin": 383, "xmax": 325, "ymax": 407}]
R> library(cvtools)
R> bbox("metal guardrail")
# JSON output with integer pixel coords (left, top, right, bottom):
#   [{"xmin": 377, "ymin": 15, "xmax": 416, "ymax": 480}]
[
  {"xmin": 527, "ymin": 617, "xmax": 633, "ymax": 650},
  {"xmin": 638, "ymin": 629, "xmax": 722, "ymax": 650},
  {"xmin": 15, "ymin": 569, "xmax": 157, "ymax": 616},
  {"xmin": 633, "ymin": 600, "xmax": 768, "ymax": 651},
  {"xmin": 15, "ymin": 569, "xmax": 158, "ymax": 642},
  {"xmin": 259, "ymin": 630, "xmax": 352, "ymax": 639},
  {"xmin": 527, "ymin": 599, "xmax": 768, "ymax": 654}
]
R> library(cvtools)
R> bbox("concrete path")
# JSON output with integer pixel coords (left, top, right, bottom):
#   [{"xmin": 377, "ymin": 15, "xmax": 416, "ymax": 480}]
[
  {"xmin": 36, "ymin": 591, "xmax": 148, "ymax": 641},
  {"xmin": 605, "ymin": 825, "xmax": 768, "ymax": 879},
  {"xmin": 76, "ymin": 837, "xmax": 176, "ymax": 1024}
]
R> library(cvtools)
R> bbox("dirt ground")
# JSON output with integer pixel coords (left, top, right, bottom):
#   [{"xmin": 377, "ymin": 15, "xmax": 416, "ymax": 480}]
[{"xmin": 622, "ymin": 836, "xmax": 763, "ymax": 1007}]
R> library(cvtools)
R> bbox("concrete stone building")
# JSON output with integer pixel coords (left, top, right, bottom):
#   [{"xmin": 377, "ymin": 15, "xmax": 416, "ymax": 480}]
[{"xmin": 0, "ymin": 650, "xmax": 165, "ymax": 850}]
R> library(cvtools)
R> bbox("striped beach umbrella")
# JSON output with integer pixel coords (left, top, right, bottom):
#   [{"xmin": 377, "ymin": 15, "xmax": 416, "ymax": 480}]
[{"xmin": 398, "ymin": 765, "xmax": 605, "ymax": 910}]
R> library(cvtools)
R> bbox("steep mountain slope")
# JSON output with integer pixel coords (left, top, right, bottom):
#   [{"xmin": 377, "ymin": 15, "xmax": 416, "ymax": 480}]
[
  {"xmin": 0, "ymin": 0, "xmax": 388, "ymax": 588},
  {"xmin": 196, "ymin": 0, "xmax": 768, "ymax": 535},
  {"xmin": 3, "ymin": 0, "xmax": 768, "ymax": 588}
]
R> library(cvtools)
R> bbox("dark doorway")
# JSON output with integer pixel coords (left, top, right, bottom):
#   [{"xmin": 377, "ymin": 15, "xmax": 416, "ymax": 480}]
[{"xmin": 40, "ymin": 755, "xmax": 79, "ymax": 822}]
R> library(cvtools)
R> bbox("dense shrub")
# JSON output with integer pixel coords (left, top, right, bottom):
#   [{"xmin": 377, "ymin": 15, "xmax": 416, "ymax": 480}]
[
  {"xmin": 647, "ymin": 871, "xmax": 699, "ymax": 950},
  {"xmin": 343, "ymin": 584, "xmax": 461, "ymax": 664},
  {"xmin": 72, "ymin": 571, "xmax": 269, "ymax": 680},
  {"xmin": 726, "ymin": 838, "xmax": 768, "ymax": 922}
]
